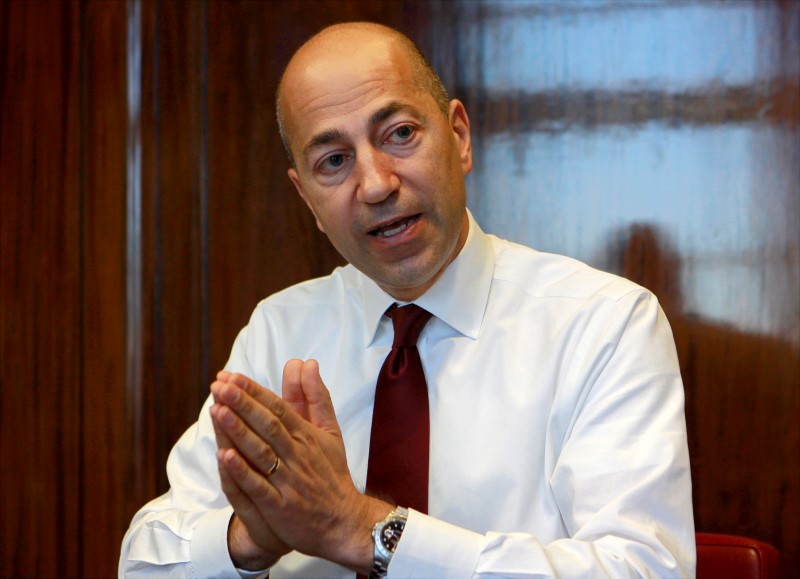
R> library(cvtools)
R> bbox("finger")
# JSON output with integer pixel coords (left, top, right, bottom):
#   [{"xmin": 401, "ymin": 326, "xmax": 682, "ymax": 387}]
[
  {"xmin": 299, "ymin": 360, "xmax": 341, "ymax": 434},
  {"xmin": 217, "ymin": 451, "xmax": 290, "ymax": 564},
  {"xmin": 221, "ymin": 374, "xmax": 310, "ymax": 443},
  {"xmin": 217, "ymin": 449, "xmax": 266, "ymax": 522},
  {"xmin": 210, "ymin": 379, "xmax": 238, "ymax": 452},
  {"xmin": 211, "ymin": 377, "xmax": 229, "ymax": 404},
  {"xmin": 282, "ymin": 359, "xmax": 310, "ymax": 421},
  {"xmin": 213, "ymin": 378, "xmax": 295, "ymax": 454},
  {"xmin": 211, "ymin": 403, "xmax": 283, "ymax": 478},
  {"xmin": 280, "ymin": 360, "xmax": 340, "ymax": 431},
  {"xmin": 209, "ymin": 402, "xmax": 235, "ymax": 451},
  {"xmin": 218, "ymin": 447, "xmax": 283, "ymax": 511},
  {"xmin": 218, "ymin": 446, "xmax": 283, "ymax": 506}
]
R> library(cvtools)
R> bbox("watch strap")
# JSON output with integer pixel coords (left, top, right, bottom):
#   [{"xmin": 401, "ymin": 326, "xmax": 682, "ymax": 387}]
[{"xmin": 369, "ymin": 506, "xmax": 409, "ymax": 579}]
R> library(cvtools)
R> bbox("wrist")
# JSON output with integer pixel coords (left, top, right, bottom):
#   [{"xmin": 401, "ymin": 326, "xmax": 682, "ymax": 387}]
[
  {"xmin": 369, "ymin": 506, "xmax": 409, "ymax": 578},
  {"xmin": 338, "ymin": 496, "xmax": 394, "ymax": 574},
  {"xmin": 228, "ymin": 514, "xmax": 280, "ymax": 571}
]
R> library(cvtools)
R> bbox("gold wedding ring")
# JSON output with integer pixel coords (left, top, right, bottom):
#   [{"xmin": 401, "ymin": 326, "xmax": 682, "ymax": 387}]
[{"xmin": 266, "ymin": 456, "xmax": 281, "ymax": 477}]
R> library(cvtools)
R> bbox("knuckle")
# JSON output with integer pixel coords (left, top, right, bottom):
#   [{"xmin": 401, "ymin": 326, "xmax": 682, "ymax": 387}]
[
  {"xmin": 227, "ymin": 413, "xmax": 247, "ymax": 436},
  {"xmin": 242, "ymin": 474, "xmax": 269, "ymax": 500},
  {"xmin": 270, "ymin": 398, "xmax": 287, "ymax": 419},
  {"xmin": 262, "ymin": 416, "xmax": 283, "ymax": 439},
  {"xmin": 253, "ymin": 443, "xmax": 274, "ymax": 468},
  {"xmin": 238, "ymin": 393, "xmax": 254, "ymax": 414},
  {"xmin": 295, "ymin": 429, "xmax": 316, "ymax": 448}
]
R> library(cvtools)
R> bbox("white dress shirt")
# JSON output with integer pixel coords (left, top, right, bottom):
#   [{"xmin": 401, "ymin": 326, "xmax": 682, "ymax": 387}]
[{"xmin": 120, "ymin": 212, "xmax": 695, "ymax": 578}]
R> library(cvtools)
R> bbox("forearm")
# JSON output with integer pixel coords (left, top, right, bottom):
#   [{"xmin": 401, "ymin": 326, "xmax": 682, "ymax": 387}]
[
  {"xmin": 390, "ymin": 509, "xmax": 694, "ymax": 578},
  {"xmin": 120, "ymin": 396, "xmax": 245, "ymax": 577},
  {"xmin": 228, "ymin": 514, "xmax": 281, "ymax": 571},
  {"xmin": 120, "ymin": 499, "xmax": 239, "ymax": 578}
]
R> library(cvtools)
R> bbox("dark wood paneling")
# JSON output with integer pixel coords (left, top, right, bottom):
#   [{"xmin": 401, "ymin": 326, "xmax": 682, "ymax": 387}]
[
  {"xmin": 0, "ymin": 1, "xmax": 84, "ymax": 576},
  {"xmin": 2, "ymin": 1, "xmax": 797, "ymax": 577},
  {"xmin": 79, "ymin": 2, "xmax": 129, "ymax": 576},
  {"xmin": 0, "ymin": 1, "xmax": 130, "ymax": 576},
  {"xmin": 139, "ymin": 0, "xmax": 211, "ymax": 493}
]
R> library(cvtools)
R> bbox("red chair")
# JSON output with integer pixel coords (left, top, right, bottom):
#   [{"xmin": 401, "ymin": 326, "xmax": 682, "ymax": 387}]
[{"xmin": 696, "ymin": 533, "xmax": 780, "ymax": 579}]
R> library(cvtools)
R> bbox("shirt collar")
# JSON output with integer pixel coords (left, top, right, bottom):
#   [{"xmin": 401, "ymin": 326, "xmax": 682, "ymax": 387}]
[{"xmin": 361, "ymin": 210, "xmax": 495, "ymax": 344}]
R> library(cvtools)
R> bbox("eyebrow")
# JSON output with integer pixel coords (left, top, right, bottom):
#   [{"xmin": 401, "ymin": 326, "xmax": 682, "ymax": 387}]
[
  {"xmin": 301, "ymin": 101, "xmax": 421, "ymax": 159},
  {"xmin": 303, "ymin": 128, "xmax": 346, "ymax": 158},
  {"xmin": 368, "ymin": 101, "xmax": 409, "ymax": 127}
]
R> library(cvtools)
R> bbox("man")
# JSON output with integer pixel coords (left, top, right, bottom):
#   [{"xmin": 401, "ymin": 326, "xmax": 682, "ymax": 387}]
[{"xmin": 120, "ymin": 22, "xmax": 695, "ymax": 578}]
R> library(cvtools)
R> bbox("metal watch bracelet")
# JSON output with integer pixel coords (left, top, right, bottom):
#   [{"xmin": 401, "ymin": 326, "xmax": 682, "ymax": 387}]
[{"xmin": 369, "ymin": 506, "xmax": 409, "ymax": 579}]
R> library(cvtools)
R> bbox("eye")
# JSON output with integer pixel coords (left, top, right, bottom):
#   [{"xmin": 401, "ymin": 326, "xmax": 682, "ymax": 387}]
[
  {"xmin": 317, "ymin": 152, "xmax": 351, "ymax": 175},
  {"xmin": 326, "ymin": 154, "xmax": 346, "ymax": 168},
  {"xmin": 386, "ymin": 124, "xmax": 416, "ymax": 144}
]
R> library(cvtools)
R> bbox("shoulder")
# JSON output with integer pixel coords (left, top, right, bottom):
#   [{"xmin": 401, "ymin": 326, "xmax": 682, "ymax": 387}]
[
  {"xmin": 225, "ymin": 264, "xmax": 367, "ymax": 388},
  {"xmin": 256, "ymin": 264, "xmax": 359, "ymax": 308},
  {"xmin": 489, "ymin": 235, "xmax": 647, "ymax": 305},
  {"xmin": 246, "ymin": 264, "xmax": 363, "ymax": 329}
]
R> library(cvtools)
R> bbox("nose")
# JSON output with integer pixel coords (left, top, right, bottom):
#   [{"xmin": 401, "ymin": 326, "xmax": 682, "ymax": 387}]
[{"xmin": 355, "ymin": 147, "xmax": 400, "ymax": 204}]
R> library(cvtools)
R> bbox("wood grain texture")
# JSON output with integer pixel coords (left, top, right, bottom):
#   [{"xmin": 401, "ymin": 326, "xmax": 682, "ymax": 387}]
[
  {"xmin": 138, "ymin": 0, "xmax": 211, "ymax": 493},
  {"xmin": 1, "ymin": 1, "xmax": 797, "ymax": 577},
  {"xmin": 79, "ymin": 2, "xmax": 129, "ymax": 576},
  {"xmin": 0, "ymin": 1, "xmax": 84, "ymax": 575}
]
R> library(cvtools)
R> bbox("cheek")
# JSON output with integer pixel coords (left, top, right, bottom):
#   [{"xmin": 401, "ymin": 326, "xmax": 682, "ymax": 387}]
[{"xmin": 316, "ymin": 203, "xmax": 355, "ymax": 243}]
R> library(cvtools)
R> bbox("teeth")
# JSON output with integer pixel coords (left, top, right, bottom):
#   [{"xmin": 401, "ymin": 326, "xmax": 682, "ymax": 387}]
[{"xmin": 378, "ymin": 221, "xmax": 409, "ymax": 237}]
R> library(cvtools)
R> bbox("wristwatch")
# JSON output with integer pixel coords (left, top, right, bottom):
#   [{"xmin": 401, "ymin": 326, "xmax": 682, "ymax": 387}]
[{"xmin": 369, "ymin": 506, "xmax": 409, "ymax": 579}]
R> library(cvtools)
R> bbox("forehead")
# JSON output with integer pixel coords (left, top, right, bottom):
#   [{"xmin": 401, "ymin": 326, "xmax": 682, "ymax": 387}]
[{"xmin": 280, "ymin": 34, "xmax": 431, "ymax": 152}]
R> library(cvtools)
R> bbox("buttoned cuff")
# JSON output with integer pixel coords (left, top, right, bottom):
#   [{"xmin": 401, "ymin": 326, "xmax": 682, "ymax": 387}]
[
  {"xmin": 388, "ymin": 510, "xmax": 483, "ymax": 578},
  {"xmin": 189, "ymin": 506, "xmax": 243, "ymax": 578}
]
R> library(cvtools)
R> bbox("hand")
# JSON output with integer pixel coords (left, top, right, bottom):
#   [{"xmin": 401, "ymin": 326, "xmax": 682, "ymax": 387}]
[
  {"xmin": 210, "ymin": 381, "xmax": 290, "ymax": 570},
  {"xmin": 211, "ymin": 362, "xmax": 392, "ymax": 572}
]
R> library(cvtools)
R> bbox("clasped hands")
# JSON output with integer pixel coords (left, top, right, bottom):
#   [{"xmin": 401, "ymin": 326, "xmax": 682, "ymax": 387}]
[{"xmin": 209, "ymin": 359, "xmax": 392, "ymax": 573}]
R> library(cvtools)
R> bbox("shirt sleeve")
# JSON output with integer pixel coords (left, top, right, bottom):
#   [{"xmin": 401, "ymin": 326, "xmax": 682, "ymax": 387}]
[
  {"xmin": 118, "ymin": 395, "xmax": 239, "ymax": 578},
  {"xmin": 119, "ymin": 329, "xmax": 269, "ymax": 579},
  {"xmin": 389, "ymin": 291, "xmax": 695, "ymax": 578}
]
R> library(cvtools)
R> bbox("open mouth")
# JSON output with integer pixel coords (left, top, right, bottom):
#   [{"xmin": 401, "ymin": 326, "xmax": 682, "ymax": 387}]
[{"xmin": 369, "ymin": 214, "xmax": 420, "ymax": 238}]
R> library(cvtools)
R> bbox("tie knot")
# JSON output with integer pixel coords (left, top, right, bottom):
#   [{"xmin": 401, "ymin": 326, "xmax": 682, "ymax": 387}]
[{"xmin": 387, "ymin": 304, "xmax": 432, "ymax": 348}]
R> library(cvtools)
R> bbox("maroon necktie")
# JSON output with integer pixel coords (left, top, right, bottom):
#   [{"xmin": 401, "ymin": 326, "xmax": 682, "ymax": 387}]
[{"xmin": 365, "ymin": 304, "xmax": 433, "ymax": 513}]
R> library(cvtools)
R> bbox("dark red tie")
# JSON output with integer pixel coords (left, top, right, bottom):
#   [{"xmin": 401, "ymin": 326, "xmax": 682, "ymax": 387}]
[{"xmin": 365, "ymin": 304, "xmax": 433, "ymax": 513}]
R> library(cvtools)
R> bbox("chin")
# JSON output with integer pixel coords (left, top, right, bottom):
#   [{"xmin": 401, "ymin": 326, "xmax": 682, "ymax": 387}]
[{"xmin": 382, "ymin": 266, "xmax": 443, "ymax": 297}]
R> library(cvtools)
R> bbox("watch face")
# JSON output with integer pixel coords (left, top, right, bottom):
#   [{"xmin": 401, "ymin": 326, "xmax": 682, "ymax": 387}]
[{"xmin": 380, "ymin": 520, "xmax": 405, "ymax": 552}]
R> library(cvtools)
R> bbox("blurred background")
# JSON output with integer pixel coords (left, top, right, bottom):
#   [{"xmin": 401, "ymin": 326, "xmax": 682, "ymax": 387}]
[{"xmin": 1, "ymin": 0, "xmax": 797, "ymax": 576}]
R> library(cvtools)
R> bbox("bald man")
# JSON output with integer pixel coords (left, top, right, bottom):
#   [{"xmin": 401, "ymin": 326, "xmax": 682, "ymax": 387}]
[{"xmin": 120, "ymin": 23, "xmax": 695, "ymax": 578}]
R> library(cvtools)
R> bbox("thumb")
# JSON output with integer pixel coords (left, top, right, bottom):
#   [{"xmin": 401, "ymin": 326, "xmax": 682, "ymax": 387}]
[
  {"xmin": 300, "ymin": 359, "xmax": 341, "ymax": 434},
  {"xmin": 282, "ymin": 359, "xmax": 309, "ymax": 421}
]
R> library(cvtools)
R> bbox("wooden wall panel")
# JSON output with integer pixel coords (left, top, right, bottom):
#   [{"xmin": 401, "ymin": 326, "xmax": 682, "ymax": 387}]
[
  {"xmin": 1, "ymin": 1, "xmax": 129, "ymax": 576},
  {"xmin": 138, "ymin": 0, "xmax": 212, "ymax": 493},
  {"xmin": 79, "ymin": 2, "xmax": 129, "ymax": 576},
  {"xmin": 2, "ymin": 1, "xmax": 797, "ymax": 577},
  {"xmin": 0, "ymin": 1, "xmax": 84, "ymax": 576}
]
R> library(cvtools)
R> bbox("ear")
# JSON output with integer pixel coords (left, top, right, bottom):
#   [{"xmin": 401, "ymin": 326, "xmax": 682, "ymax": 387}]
[
  {"xmin": 448, "ymin": 99, "xmax": 473, "ymax": 175},
  {"xmin": 288, "ymin": 168, "xmax": 326, "ymax": 233}
]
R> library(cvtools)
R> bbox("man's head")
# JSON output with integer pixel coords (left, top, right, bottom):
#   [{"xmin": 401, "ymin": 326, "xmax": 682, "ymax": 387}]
[
  {"xmin": 276, "ymin": 24, "xmax": 451, "ymax": 166},
  {"xmin": 277, "ymin": 22, "xmax": 473, "ymax": 301}
]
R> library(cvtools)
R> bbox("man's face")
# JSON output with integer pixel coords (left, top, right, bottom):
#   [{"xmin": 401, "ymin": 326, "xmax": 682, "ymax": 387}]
[{"xmin": 281, "ymin": 31, "xmax": 472, "ymax": 301}]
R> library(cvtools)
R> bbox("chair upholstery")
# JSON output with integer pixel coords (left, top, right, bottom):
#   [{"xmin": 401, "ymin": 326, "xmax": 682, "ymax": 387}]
[{"xmin": 696, "ymin": 533, "xmax": 780, "ymax": 579}]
